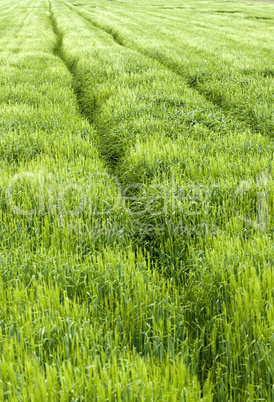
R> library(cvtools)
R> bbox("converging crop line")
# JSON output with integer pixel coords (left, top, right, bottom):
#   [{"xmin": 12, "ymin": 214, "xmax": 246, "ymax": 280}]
[
  {"xmin": 47, "ymin": 0, "xmax": 118, "ymax": 169},
  {"xmin": 48, "ymin": 1, "xmax": 62, "ymax": 58},
  {"xmin": 48, "ymin": 1, "xmax": 64, "ymax": 61},
  {"xmin": 47, "ymin": 1, "xmax": 100, "ymax": 133}
]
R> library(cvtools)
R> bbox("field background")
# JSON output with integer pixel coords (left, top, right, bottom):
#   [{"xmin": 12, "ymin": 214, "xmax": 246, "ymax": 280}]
[{"xmin": 0, "ymin": 0, "xmax": 274, "ymax": 400}]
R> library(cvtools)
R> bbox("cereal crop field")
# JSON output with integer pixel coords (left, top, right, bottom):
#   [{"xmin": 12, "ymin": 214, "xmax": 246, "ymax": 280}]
[{"xmin": 0, "ymin": 0, "xmax": 274, "ymax": 400}]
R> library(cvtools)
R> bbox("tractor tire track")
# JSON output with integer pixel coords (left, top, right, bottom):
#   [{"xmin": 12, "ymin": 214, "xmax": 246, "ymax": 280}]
[{"xmin": 48, "ymin": 0, "xmax": 101, "ymax": 130}]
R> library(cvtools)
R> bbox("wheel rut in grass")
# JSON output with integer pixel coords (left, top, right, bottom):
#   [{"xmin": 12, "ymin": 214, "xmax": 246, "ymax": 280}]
[
  {"xmin": 47, "ymin": 1, "xmax": 161, "ymax": 267},
  {"xmin": 48, "ymin": 1, "xmax": 62, "ymax": 57},
  {"xmin": 48, "ymin": 0, "xmax": 101, "ymax": 128},
  {"xmin": 48, "ymin": 0, "xmax": 135, "ymax": 176}
]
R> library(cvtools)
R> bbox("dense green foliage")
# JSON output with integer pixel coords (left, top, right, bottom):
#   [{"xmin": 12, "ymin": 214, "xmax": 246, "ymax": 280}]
[{"xmin": 0, "ymin": 0, "xmax": 274, "ymax": 399}]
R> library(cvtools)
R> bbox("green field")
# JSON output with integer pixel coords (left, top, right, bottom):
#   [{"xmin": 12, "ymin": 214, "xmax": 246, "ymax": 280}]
[{"xmin": 0, "ymin": 0, "xmax": 274, "ymax": 399}]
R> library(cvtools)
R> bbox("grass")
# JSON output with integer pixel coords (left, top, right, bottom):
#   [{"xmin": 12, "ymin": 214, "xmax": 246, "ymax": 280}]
[{"xmin": 0, "ymin": 0, "xmax": 274, "ymax": 400}]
